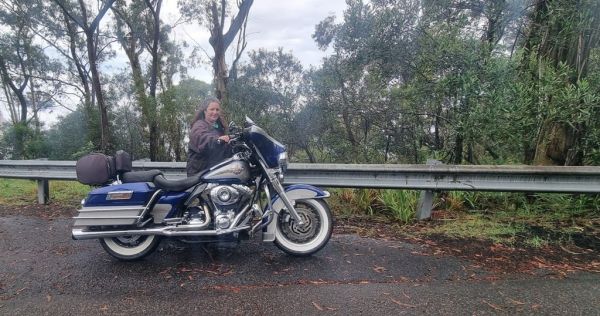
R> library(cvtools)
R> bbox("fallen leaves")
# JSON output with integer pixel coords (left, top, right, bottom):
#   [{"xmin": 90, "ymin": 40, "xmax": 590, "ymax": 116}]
[
  {"xmin": 482, "ymin": 300, "xmax": 503, "ymax": 311},
  {"xmin": 312, "ymin": 301, "xmax": 337, "ymax": 311},
  {"xmin": 312, "ymin": 301, "xmax": 323, "ymax": 311},
  {"xmin": 390, "ymin": 298, "xmax": 416, "ymax": 308}
]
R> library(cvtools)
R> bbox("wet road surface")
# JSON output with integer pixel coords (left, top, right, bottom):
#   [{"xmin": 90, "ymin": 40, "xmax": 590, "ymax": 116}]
[{"xmin": 1, "ymin": 215, "xmax": 599, "ymax": 315}]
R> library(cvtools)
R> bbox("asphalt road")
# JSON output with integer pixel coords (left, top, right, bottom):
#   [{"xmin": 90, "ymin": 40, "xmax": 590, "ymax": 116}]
[{"xmin": 1, "ymin": 215, "xmax": 599, "ymax": 315}]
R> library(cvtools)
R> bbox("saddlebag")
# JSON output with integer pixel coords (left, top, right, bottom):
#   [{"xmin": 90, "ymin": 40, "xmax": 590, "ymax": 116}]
[
  {"xmin": 73, "ymin": 182, "xmax": 157, "ymax": 226},
  {"xmin": 76, "ymin": 153, "xmax": 116, "ymax": 185}
]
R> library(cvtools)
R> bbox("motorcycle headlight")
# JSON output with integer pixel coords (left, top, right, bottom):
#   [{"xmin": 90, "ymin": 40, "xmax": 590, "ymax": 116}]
[{"xmin": 278, "ymin": 152, "xmax": 288, "ymax": 172}]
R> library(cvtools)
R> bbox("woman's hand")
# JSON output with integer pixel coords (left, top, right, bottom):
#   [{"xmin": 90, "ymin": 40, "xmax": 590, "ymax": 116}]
[{"xmin": 217, "ymin": 135, "xmax": 230, "ymax": 144}]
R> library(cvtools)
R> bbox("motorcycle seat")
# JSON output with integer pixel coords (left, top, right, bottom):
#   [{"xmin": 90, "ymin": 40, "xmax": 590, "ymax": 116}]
[
  {"xmin": 153, "ymin": 174, "xmax": 203, "ymax": 191},
  {"xmin": 121, "ymin": 169, "xmax": 163, "ymax": 183}
]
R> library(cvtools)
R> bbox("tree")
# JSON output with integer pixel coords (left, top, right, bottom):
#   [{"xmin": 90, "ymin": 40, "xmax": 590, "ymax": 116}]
[
  {"xmin": 311, "ymin": 0, "xmax": 423, "ymax": 163},
  {"xmin": 179, "ymin": 0, "xmax": 253, "ymax": 107},
  {"xmin": 229, "ymin": 48, "xmax": 308, "ymax": 157},
  {"xmin": 112, "ymin": 0, "xmax": 165, "ymax": 161},
  {"xmin": 519, "ymin": 0, "xmax": 600, "ymax": 165},
  {"xmin": 46, "ymin": 108, "xmax": 89, "ymax": 160},
  {"xmin": 159, "ymin": 78, "xmax": 212, "ymax": 161},
  {"xmin": 0, "ymin": 0, "xmax": 59, "ymax": 158},
  {"xmin": 53, "ymin": 0, "xmax": 116, "ymax": 153}
]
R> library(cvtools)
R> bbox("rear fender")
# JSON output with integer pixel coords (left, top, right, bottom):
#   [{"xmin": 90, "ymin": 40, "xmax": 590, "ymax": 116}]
[{"xmin": 262, "ymin": 184, "xmax": 329, "ymax": 242}]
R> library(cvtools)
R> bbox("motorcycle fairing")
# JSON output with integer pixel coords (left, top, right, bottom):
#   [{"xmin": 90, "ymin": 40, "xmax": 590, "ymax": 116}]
[
  {"xmin": 245, "ymin": 124, "xmax": 286, "ymax": 168},
  {"xmin": 262, "ymin": 184, "xmax": 330, "ymax": 242}
]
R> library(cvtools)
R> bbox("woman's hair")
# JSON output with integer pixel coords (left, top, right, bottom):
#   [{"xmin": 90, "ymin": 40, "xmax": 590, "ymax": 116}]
[{"xmin": 191, "ymin": 97, "xmax": 227, "ymax": 130}]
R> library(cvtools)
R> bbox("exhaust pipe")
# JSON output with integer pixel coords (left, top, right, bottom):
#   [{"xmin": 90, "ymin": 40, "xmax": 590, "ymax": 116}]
[{"xmin": 72, "ymin": 225, "xmax": 250, "ymax": 240}]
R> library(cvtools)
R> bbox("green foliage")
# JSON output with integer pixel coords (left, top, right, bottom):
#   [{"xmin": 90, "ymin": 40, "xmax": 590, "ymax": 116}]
[
  {"xmin": 377, "ymin": 190, "xmax": 418, "ymax": 224},
  {"xmin": 329, "ymin": 188, "xmax": 417, "ymax": 224},
  {"xmin": 46, "ymin": 108, "xmax": 89, "ymax": 160},
  {"xmin": 158, "ymin": 78, "xmax": 212, "ymax": 161},
  {"xmin": 0, "ymin": 123, "xmax": 49, "ymax": 159}
]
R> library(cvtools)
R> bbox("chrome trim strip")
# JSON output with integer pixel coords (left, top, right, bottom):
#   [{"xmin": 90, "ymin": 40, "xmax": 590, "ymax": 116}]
[
  {"xmin": 72, "ymin": 216, "xmax": 140, "ymax": 219},
  {"xmin": 72, "ymin": 225, "xmax": 251, "ymax": 240},
  {"xmin": 78, "ymin": 206, "xmax": 145, "ymax": 212}
]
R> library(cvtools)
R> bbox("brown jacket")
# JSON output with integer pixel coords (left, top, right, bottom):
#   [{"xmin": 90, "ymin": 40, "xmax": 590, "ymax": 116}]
[{"xmin": 186, "ymin": 120, "xmax": 231, "ymax": 176}]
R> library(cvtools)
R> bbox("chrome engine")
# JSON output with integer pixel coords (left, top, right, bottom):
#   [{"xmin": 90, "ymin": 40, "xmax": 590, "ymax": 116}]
[{"xmin": 207, "ymin": 184, "xmax": 253, "ymax": 230}]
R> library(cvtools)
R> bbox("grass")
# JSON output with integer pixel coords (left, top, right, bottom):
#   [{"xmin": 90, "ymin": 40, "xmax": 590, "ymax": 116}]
[
  {"xmin": 0, "ymin": 179, "xmax": 89, "ymax": 207},
  {"xmin": 329, "ymin": 188, "xmax": 600, "ymax": 247},
  {"xmin": 423, "ymin": 213, "xmax": 526, "ymax": 244},
  {"xmin": 0, "ymin": 179, "xmax": 38, "ymax": 205},
  {"xmin": 50, "ymin": 181, "xmax": 90, "ymax": 206}
]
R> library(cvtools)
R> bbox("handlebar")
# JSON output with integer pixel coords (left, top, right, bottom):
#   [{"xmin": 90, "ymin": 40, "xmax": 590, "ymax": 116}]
[{"xmin": 216, "ymin": 131, "xmax": 244, "ymax": 145}]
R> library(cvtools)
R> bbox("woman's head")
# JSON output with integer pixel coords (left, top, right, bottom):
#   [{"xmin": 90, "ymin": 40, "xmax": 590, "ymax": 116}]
[
  {"xmin": 192, "ymin": 97, "xmax": 226, "ymax": 129},
  {"xmin": 193, "ymin": 97, "xmax": 219, "ymax": 121}
]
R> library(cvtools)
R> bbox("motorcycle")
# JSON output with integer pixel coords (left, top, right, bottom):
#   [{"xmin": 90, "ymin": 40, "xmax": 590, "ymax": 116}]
[{"xmin": 71, "ymin": 117, "xmax": 333, "ymax": 261}]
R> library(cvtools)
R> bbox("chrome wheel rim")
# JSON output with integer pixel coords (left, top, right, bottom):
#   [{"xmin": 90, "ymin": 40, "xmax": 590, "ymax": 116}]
[{"xmin": 278, "ymin": 203, "xmax": 321, "ymax": 244}]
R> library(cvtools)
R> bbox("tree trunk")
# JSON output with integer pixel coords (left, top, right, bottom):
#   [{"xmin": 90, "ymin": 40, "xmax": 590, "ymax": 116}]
[
  {"xmin": 63, "ymin": 10, "xmax": 94, "ymax": 142},
  {"xmin": 208, "ymin": 0, "xmax": 253, "ymax": 106},
  {"xmin": 453, "ymin": 133, "xmax": 463, "ymax": 164},
  {"xmin": 0, "ymin": 55, "xmax": 29, "ymax": 158},
  {"xmin": 85, "ymin": 28, "xmax": 110, "ymax": 152},
  {"xmin": 147, "ymin": 0, "xmax": 162, "ymax": 161},
  {"xmin": 303, "ymin": 145, "xmax": 317, "ymax": 163}
]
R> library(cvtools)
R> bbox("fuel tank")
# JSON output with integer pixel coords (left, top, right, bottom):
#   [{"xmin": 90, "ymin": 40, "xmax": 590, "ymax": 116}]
[{"xmin": 201, "ymin": 158, "xmax": 251, "ymax": 184}]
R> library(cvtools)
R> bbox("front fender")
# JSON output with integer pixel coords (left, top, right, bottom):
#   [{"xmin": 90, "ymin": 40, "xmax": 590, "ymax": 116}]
[{"xmin": 262, "ymin": 184, "xmax": 329, "ymax": 242}]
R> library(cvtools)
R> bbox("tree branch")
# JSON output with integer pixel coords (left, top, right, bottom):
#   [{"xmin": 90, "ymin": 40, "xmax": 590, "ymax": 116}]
[
  {"xmin": 89, "ymin": 0, "xmax": 116, "ymax": 32},
  {"xmin": 222, "ymin": 0, "xmax": 253, "ymax": 50},
  {"xmin": 53, "ymin": 0, "xmax": 86, "ymax": 29}
]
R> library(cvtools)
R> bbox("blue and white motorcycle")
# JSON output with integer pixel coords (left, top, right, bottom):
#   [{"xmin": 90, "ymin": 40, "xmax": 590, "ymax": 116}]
[{"xmin": 72, "ymin": 118, "xmax": 332, "ymax": 261}]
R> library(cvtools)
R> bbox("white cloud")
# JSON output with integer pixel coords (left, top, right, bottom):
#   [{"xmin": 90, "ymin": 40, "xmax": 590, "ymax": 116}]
[{"xmin": 168, "ymin": 0, "xmax": 346, "ymax": 80}]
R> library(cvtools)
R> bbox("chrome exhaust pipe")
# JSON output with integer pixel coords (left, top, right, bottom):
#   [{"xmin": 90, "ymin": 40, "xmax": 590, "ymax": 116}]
[{"xmin": 72, "ymin": 225, "xmax": 250, "ymax": 240}]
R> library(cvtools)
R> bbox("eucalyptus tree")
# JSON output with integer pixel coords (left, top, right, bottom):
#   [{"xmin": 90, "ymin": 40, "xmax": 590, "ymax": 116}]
[
  {"xmin": 0, "ymin": 0, "xmax": 61, "ymax": 158},
  {"xmin": 312, "ymin": 0, "xmax": 422, "ymax": 163},
  {"xmin": 158, "ymin": 78, "xmax": 212, "ymax": 161},
  {"xmin": 518, "ymin": 0, "xmax": 600, "ymax": 166},
  {"xmin": 45, "ymin": 108, "xmax": 90, "ymax": 160},
  {"xmin": 178, "ymin": 0, "xmax": 253, "ymax": 107},
  {"xmin": 112, "ymin": 0, "xmax": 166, "ymax": 161},
  {"xmin": 228, "ymin": 48, "xmax": 308, "ymax": 158},
  {"xmin": 52, "ymin": 0, "xmax": 116, "ymax": 153}
]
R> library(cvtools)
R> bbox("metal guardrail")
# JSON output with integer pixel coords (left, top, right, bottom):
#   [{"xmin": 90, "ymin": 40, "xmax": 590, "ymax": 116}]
[{"xmin": 1, "ymin": 160, "xmax": 600, "ymax": 219}]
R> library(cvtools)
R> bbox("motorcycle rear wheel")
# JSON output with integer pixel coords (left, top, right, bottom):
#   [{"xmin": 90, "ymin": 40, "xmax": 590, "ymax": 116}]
[
  {"xmin": 99, "ymin": 235, "xmax": 162, "ymax": 261},
  {"xmin": 274, "ymin": 199, "xmax": 333, "ymax": 256}
]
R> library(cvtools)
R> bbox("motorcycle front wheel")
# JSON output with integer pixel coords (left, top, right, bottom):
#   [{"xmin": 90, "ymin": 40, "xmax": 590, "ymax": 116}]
[
  {"xmin": 274, "ymin": 199, "xmax": 333, "ymax": 256},
  {"xmin": 99, "ymin": 235, "xmax": 162, "ymax": 261}
]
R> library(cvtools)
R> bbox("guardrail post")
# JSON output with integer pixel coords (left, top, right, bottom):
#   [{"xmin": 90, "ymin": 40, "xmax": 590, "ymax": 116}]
[
  {"xmin": 37, "ymin": 180, "xmax": 49, "ymax": 204},
  {"xmin": 416, "ymin": 190, "xmax": 434, "ymax": 220},
  {"xmin": 416, "ymin": 159, "xmax": 442, "ymax": 220}
]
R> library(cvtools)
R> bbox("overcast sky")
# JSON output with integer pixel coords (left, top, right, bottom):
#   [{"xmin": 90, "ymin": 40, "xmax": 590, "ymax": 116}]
[{"xmin": 164, "ymin": 0, "xmax": 347, "ymax": 82}]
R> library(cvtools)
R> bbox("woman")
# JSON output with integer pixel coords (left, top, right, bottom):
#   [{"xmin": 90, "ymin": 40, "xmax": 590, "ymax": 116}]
[{"xmin": 186, "ymin": 97, "xmax": 232, "ymax": 176}]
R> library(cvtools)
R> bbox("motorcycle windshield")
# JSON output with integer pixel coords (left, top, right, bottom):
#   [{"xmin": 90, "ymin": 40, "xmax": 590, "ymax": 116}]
[{"xmin": 244, "ymin": 122, "xmax": 286, "ymax": 168}]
